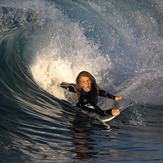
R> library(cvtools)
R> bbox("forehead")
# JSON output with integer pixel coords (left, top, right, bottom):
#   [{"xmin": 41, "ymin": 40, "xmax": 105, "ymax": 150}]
[{"xmin": 80, "ymin": 76, "xmax": 90, "ymax": 81}]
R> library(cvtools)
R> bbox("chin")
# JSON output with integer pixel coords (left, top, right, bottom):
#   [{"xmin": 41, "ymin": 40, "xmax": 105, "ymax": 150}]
[{"xmin": 87, "ymin": 88, "xmax": 91, "ymax": 92}]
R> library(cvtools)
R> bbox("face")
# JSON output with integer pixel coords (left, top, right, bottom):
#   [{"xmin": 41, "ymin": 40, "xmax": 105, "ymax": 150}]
[{"xmin": 80, "ymin": 76, "xmax": 92, "ymax": 92}]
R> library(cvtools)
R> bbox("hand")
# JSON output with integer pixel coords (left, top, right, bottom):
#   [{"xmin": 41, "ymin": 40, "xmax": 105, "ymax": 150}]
[
  {"xmin": 111, "ymin": 109, "xmax": 120, "ymax": 116},
  {"xmin": 115, "ymin": 96, "xmax": 122, "ymax": 101},
  {"xmin": 55, "ymin": 82, "xmax": 61, "ymax": 87}
]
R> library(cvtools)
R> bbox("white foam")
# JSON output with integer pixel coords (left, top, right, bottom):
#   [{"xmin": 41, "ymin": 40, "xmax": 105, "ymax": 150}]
[
  {"xmin": 4, "ymin": 0, "xmax": 161, "ymax": 105},
  {"xmin": 29, "ymin": 6, "xmax": 112, "ymax": 100}
]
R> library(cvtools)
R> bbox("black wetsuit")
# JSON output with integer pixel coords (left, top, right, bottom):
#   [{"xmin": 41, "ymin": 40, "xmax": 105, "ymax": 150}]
[{"xmin": 60, "ymin": 82, "xmax": 116, "ymax": 116}]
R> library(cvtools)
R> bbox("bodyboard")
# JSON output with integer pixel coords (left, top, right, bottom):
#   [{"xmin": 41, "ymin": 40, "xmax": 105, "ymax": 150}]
[
  {"xmin": 60, "ymin": 98, "xmax": 132, "ymax": 122},
  {"xmin": 99, "ymin": 99, "xmax": 132, "ymax": 122}
]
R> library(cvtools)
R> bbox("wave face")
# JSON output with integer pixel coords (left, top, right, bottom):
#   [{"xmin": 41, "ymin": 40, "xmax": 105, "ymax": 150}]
[{"xmin": 0, "ymin": 0, "xmax": 163, "ymax": 162}]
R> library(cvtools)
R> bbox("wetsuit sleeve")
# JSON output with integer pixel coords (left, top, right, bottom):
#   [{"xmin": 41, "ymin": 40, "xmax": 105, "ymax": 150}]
[
  {"xmin": 77, "ymin": 101, "xmax": 112, "ymax": 116},
  {"xmin": 99, "ymin": 89, "xmax": 116, "ymax": 100},
  {"xmin": 76, "ymin": 97, "xmax": 112, "ymax": 116},
  {"xmin": 60, "ymin": 82, "xmax": 76, "ymax": 93}
]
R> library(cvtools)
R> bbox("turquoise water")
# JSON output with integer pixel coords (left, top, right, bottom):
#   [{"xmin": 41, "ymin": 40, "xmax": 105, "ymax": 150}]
[{"xmin": 0, "ymin": 0, "xmax": 163, "ymax": 162}]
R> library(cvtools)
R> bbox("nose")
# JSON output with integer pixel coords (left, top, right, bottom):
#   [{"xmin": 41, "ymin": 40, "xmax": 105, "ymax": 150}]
[{"xmin": 86, "ymin": 80, "xmax": 90, "ymax": 85}]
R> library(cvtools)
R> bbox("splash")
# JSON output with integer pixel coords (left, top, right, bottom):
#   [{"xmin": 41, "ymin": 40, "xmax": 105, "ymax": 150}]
[
  {"xmin": 27, "ymin": 0, "xmax": 163, "ymax": 105},
  {"xmin": 28, "ymin": 6, "xmax": 113, "ymax": 100},
  {"xmin": 1, "ymin": 0, "xmax": 162, "ymax": 105}
]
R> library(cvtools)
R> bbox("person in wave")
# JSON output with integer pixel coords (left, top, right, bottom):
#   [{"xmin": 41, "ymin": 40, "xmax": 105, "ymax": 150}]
[{"xmin": 56, "ymin": 71, "xmax": 122, "ymax": 117}]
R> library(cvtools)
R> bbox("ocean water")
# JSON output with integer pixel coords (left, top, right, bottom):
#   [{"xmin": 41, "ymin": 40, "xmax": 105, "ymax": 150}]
[{"xmin": 0, "ymin": 0, "xmax": 163, "ymax": 162}]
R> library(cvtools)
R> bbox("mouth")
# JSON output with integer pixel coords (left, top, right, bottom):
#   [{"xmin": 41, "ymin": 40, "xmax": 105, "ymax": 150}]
[
  {"xmin": 83, "ymin": 85, "xmax": 91, "ymax": 92},
  {"xmin": 87, "ymin": 86, "xmax": 91, "ymax": 89}
]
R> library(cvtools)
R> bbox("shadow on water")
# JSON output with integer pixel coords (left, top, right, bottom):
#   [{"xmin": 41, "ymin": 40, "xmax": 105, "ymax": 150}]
[{"xmin": 0, "ymin": 32, "xmax": 64, "ymax": 162}]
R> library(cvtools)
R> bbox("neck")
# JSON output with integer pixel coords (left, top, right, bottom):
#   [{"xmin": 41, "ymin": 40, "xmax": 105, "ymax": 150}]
[{"xmin": 83, "ymin": 88, "xmax": 91, "ymax": 92}]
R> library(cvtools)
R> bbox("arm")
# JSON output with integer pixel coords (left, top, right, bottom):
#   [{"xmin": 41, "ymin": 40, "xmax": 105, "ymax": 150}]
[
  {"xmin": 99, "ymin": 89, "xmax": 116, "ymax": 100},
  {"xmin": 77, "ymin": 100, "xmax": 120, "ymax": 116},
  {"xmin": 76, "ymin": 100, "xmax": 112, "ymax": 116},
  {"xmin": 99, "ymin": 89, "xmax": 122, "ymax": 101},
  {"xmin": 56, "ymin": 82, "xmax": 76, "ymax": 93},
  {"xmin": 76, "ymin": 94, "xmax": 115, "ymax": 116}
]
